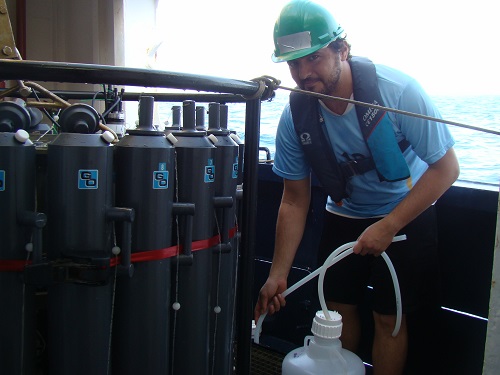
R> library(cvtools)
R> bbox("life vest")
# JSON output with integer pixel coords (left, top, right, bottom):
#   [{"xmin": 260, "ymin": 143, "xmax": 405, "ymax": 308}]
[{"xmin": 290, "ymin": 56, "xmax": 410, "ymax": 203}]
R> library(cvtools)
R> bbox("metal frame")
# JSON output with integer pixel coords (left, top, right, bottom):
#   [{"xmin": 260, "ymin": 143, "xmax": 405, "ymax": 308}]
[{"xmin": 0, "ymin": 58, "xmax": 265, "ymax": 375}]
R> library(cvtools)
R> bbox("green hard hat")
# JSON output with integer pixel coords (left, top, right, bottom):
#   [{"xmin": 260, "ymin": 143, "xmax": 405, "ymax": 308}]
[{"xmin": 272, "ymin": 0, "xmax": 344, "ymax": 63}]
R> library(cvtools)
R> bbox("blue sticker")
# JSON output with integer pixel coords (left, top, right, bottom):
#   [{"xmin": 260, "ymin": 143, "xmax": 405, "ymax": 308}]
[
  {"xmin": 0, "ymin": 170, "xmax": 5, "ymax": 191},
  {"xmin": 205, "ymin": 166, "xmax": 215, "ymax": 183},
  {"xmin": 232, "ymin": 163, "xmax": 238, "ymax": 179},
  {"xmin": 78, "ymin": 170, "xmax": 98, "ymax": 189},
  {"xmin": 205, "ymin": 158, "xmax": 215, "ymax": 183},
  {"xmin": 153, "ymin": 170, "xmax": 169, "ymax": 189}
]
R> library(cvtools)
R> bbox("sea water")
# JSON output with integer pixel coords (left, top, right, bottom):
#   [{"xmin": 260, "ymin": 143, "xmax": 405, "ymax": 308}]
[{"xmin": 157, "ymin": 90, "xmax": 500, "ymax": 187}]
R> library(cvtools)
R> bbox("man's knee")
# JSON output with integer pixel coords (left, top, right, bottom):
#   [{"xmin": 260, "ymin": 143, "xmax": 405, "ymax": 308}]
[{"xmin": 373, "ymin": 311, "xmax": 406, "ymax": 336}]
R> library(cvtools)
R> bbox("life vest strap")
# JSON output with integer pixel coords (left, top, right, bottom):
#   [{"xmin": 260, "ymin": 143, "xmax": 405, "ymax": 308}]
[{"xmin": 339, "ymin": 139, "xmax": 410, "ymax": 178}]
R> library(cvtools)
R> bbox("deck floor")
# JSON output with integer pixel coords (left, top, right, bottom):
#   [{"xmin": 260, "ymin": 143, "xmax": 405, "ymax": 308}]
[{"xmin": 250, "ymin": 344, "xmax": 284, "ymax": 375}]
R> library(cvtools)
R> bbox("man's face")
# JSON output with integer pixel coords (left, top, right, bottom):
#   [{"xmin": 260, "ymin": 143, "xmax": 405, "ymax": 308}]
[{"xmin": 286, "ymin": 46, "xmax": 342, "ymax": 96}]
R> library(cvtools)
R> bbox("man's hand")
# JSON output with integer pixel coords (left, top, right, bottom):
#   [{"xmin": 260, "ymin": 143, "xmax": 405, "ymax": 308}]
[
  {"xmin": 352, "ymin": 218, "xmax": 398, "ymax": 256},
  {"xmin": 254, "ymin": 276, "xmax": 288, "ymax": 322}
]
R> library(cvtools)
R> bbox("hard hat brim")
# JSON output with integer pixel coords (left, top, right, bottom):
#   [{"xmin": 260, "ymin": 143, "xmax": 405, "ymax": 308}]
[{"xmin": 271, "ymin": 41, "xmax": 331, "ymax": 63}]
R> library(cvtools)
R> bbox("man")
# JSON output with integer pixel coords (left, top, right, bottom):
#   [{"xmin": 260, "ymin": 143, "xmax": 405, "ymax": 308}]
[{"xmin": 254, "ymin": 1, "xmax": 460, "ymax": 374}]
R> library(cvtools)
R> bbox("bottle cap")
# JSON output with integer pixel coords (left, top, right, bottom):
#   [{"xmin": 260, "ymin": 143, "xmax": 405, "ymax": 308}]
[
  {"xmin": 311, "ymin": 310, "xmax": 343, "ymax": 339},
  {"xmin": 14, "ymin": 129, "xmax": 29, "ymax": 143},
  {"xmin": 101, "ymin": 130, "xmax": 115, "ymax": 143}
]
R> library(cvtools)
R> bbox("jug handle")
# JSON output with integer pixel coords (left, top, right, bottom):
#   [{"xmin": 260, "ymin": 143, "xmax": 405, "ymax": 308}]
[{"xmin": 304, "ymin": 335, "xmax": 314, "ymax": 347}]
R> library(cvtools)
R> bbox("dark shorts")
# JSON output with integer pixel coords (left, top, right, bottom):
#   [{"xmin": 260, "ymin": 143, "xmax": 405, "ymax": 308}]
[{"xmin": 317, "ymin": 205, "xmax": 441, "ymax": 315}]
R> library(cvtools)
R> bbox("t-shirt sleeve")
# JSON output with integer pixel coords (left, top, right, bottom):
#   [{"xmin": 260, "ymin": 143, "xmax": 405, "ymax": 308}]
[
  {"xmin": 396, "ymin": 79, "xmax": 455, "ymax": 165},
  {"xmin": 272, "ymin": 104, "xmax": 311, "ymax": 180}
]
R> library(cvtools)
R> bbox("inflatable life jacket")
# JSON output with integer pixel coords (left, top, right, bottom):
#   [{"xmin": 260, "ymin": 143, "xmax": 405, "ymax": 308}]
[{"xmin": 290, "ymin": 56, "xmax": 410, "ymax": 204}]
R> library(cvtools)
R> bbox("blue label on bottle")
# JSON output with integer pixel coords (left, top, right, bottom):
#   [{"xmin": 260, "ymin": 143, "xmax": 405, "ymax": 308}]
[
  {"xmin": 0, "ymin": 170, "xmax": 5, "ymax": 191},
  {"xmin": 205, "ymin": 158, "xmax": 215, "ymax": 183},
  {"xmin": 153, "ymin": 162, "xmax": 169, "ymax": 189},
  {"xmin": 153, "ymin": 171, "xmax": 168, "ymax": 189},
  {"xmin": 232, "ymin": 162, "xmax": 238, "ymax": 179},
  {"xmin": 78, "ymin": 170, "xmax": 98, "ymax": 189}
]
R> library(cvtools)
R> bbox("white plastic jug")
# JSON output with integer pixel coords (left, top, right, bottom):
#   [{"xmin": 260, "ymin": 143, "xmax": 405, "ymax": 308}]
[{"xmin": 282, "ymin": 310, "xmax": 365, "ymax": 375}]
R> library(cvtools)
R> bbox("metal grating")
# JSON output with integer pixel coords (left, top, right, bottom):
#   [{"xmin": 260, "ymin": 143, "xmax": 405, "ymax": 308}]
[{"xmin": 250, "ymin": 343, "xmax": 285, "ymax": 375}]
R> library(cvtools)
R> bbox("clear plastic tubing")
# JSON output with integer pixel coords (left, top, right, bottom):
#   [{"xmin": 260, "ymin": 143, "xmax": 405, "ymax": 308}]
[{"xmin": 254, "ymin": 235, "xmax": 406, "ymax": 344}]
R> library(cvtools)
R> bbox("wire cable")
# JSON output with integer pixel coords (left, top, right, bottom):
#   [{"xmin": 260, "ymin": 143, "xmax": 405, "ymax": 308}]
[{"xmin": 252, "ymin": 75, "xmax": 500, "ymax": 136}]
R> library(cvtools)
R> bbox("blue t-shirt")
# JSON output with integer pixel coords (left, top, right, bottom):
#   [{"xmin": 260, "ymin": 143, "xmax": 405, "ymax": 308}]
[{"xmin": 272, "ymin": 64, "xmax": 455, "ymax": 218}]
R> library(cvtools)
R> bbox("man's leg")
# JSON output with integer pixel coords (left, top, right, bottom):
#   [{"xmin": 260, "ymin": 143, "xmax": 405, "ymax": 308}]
[
  {"xmin": 327, "ymin": 301, "xmax": 361, "ymax": 352},
  {"xmin": 372, "ymin": 312, "xmax": 407, "ymax": 375}
]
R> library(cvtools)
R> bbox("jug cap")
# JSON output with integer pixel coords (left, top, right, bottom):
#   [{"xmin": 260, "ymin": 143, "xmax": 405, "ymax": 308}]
[{"xmin": 311, "ymin": 310, "xmax": 343, "ymax": 339}]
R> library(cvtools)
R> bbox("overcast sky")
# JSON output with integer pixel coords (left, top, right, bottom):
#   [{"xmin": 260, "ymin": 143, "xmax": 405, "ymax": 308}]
[{"xmin": 153, "ymin": 0, "xmax": 498, "ymax": 96}]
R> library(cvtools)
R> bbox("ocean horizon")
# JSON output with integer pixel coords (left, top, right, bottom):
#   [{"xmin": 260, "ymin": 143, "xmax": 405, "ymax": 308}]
[{"xmin": 157, "ymin": 90, "xmax": 500, "ymax": 187}]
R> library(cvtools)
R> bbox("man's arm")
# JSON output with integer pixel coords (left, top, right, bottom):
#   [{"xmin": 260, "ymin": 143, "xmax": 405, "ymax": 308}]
[
  {"xmin": 254, "ymin": 176, "xmax": 311, "ymax": 321},
  {"xmin": 353, "ymin": 147, "xmax": 460, "ymax": 256}
]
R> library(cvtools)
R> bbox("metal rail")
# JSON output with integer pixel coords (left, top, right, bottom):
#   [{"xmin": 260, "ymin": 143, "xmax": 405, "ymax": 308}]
[
  {"xmin": 0, "ymin": 59, "xmax": 262, "ymax": 97},
  {"xmin": 29, "ymin": 90, "xmax": 250, "ymax": 104},
  {"xmin": 0, "ymin": 58, "xmax": 262, "ymax": 375}
]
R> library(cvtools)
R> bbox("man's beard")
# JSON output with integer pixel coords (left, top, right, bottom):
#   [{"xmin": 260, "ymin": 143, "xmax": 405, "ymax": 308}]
[
  {"xmin": 322, "ymin": 64, "xmax": 342, "ymax": 96},
  {"xmin": 299, "ymin": 56, "xmax": 342, "ymax": 96}
]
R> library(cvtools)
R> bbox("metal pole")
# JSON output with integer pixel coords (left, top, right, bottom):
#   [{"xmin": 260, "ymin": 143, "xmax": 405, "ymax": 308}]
[
  {"xmin": 483, "ymin": 191, "xmax": 500, "ymax": 374},
  {"xmin": 19, "ymin": 91, "xmax": 248, "ymax": 104},
  {"xmin": 236, "ymin": 98, "xmax": 261, "ymax": 374},
  {"xmin": 0, "ymin": 60, "xmax": 261, "ymax": 97}
]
